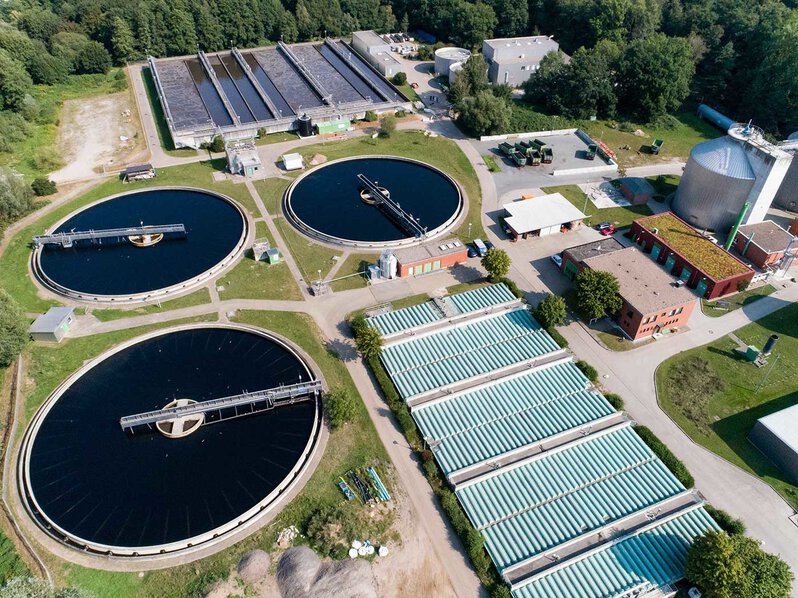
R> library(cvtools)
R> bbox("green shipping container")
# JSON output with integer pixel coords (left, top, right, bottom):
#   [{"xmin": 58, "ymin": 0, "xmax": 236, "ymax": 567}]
[{"xmin": 317, "ymin": 119, "xmax": 351, "ymax": 134}]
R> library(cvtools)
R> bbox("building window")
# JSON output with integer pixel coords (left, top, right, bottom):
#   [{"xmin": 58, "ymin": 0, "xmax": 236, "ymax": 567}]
[
  {"xmin": 626, "ymin": 310, "xmax": 633, "ymax": 318},
  {"xmin": 677, "ymin": 307, "xmax": 683, "ymax": 314},
  {"xmin": 669, "ymin": 309, "xmax": 677, "ymax": 316},
  {"xmin": 651, "ymin": 315, "xmax": 657, "ymax": 322}
]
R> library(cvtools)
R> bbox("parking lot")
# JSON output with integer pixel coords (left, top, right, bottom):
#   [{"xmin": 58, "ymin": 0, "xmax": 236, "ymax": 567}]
[{"xmin": 471, "ymin": 133, "xmax": 614, "ymax": 197}]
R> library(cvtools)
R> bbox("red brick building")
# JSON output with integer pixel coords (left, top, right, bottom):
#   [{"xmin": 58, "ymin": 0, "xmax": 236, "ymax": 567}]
[
  {"xmin": 394, "ymin": 239, "xmax": 468, "ymax": 277},
  {"xmin": 732, "ymin": 220, "xmax": 794, "ymax": 269},
  {"xmin": 630, "ymin": 213, "xmax": 753, "ymax": 300},
  {"xmin": 582, "ymin": 247, "xmax": 698, "ymax": 341}
]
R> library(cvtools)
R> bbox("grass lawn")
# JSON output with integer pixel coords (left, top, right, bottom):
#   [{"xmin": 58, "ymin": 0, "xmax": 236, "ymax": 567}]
[
  {"xmin": 483, "ymin": 154, "xmax": 500, "ymax": 172},
  {"xmin": 274, "ymin": 218, "xmax": 343, "ymax": 281},
  {"xmin": 542, "ymin": 184, "xmax": 652, "ymax": 228},
  {"xmin": 583, "ymin": 113, "xmax": 719, "ymax": 168},
  {"xmin": 646, "ymin": 174, "xmax": 681, "ymax": 198},
  {"xmin": 256, "ymin": 131, "xmax": 299, "ymax": 146},
  {"xmin": 396, "ymin": 83, "xmax": 421, "ymax": 102},
  {"xmin": 0, "ymin": 70, "xmax": 133, "ymax": 179},
  {"xmin": 329, "ymin": 253, "xmax": 372, "ymax": 292},
  {"xmin": 140, "ymin": 67, "xmax": 200, "ymax": 159},
  {"xmin": 702, "ymin": 284, "xmax": 777, "ymax": 318},
  {"xmin": 21, "ymin": 310, "xmax": 391, "ymax": 597},
  {"xmin": 0, "ymin": 160, "xmax": 261, "ymax": 313},
  {"xmin": 446, "ymin": 280, "xmax": 490, "ymax": 295},
  {"xmin": 253, "ymin": 177, "xmax": 292, "ymax": 216},
  {"xmin": 295, "ymin": 131, "xmax": 485, "ymax": 241},
  {"xmin": 657, "ymin": 302, "xmax": 798, "ymax": 509},
  {"xmin": 596, "ymin": 330, "xmax": 653, "ymax": 352},
  {"xmin": 91, "ymin": 288, "xmax": 212, "ymax": 321}
]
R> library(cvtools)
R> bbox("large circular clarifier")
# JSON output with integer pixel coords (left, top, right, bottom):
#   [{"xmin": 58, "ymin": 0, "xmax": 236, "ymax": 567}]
[
  {"xmin": 285, "ymin": 156, "xmax": 463, "ymax": 247},
  {"xmin": 20, "ymin": 325, "xmax": 320, "ymax": 556},
  {"xmin": 35, "ymin": 188, "xmax": 247, "ymax": 301}
]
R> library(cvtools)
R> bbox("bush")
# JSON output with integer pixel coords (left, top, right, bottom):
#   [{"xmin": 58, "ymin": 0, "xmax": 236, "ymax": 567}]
[
  {"xmin": 32, "ymin": 147, "xmax": 63, "ymax": 172},
  {"xmin": 490, "ymin": 585, "xmax": 512, "ymax": 598},
  {"xmin": 634, "ymin": 425, "xmax": 695, "ymax": 487},
  {"xmin": 378, "ymin": 114, "xmax": 396, "ymax": 138},
  {"xmin": 325, "ymin": 387, "xmax": 357, "ymax": 429},
  {"xmin": 618, "ymin": 121, "xmax": 636, "ymax": 132},
  {"xmin": 31, "ymin": 177, "xmax": 56, "ymax": 196},
  {"xmin": 0, "ymin": 291, "xmax": 28, "ymax": 368},
  {"xmin": 26, "ymin": 52, "xmax": 69, "ymax": 84},
  {"xmin": 496, "ymin": 277, "xmax": 523, "ymax": 298},
  {"xmin": 737, "ymin": 279, "xmax": 750, "ymax": 292},
  {"xmin": 354, "ymin": 324, "xmax": 383, "ymax": 359},
  {"xmin": 546, "ymin": 327, "xmax": 569, "ymax": 349},
  {"xmin": 392, "ymin": 72, "xmax": 407, "ymax": 85},
  {"xmin": 604, "ymin": 393, "xmax": 625, "ymax": 410},
  {"xmin": 534, "ymin": 294, "xmax": 567, "ymax": 328},
  {"xmin": 364, "ymin": 110, "xmax": 378, "ymax": 122},
  {"xmin": 705, "ymin": 505, "xmax": 746, "ymax": 535},
  {"xmin": 208, "ymin": 135, "xmax": 225, "ymax": 153},
  {"xmin": 74, "ymin": 41, "xmax": 111, "ymax": 74},
  {"xmin": 576, "ymin": 360, "xmax": 599, "ymax": 383}
]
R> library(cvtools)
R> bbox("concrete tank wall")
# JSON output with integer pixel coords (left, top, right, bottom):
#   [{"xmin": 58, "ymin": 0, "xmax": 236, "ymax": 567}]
[
  {"xmin": 673, "ymin": 152, "xmax": 755, "ymax": 232},
  {"xmin": 435, "ymin": 47, "xmax": 471, "ymax": 77},
  {"xmin": 774, "ymin": 156, "xmax": 798, "ymax": 212},
  {"xmin": 448, "ymin": 61, "xmax": 464, "ymax": 84}
]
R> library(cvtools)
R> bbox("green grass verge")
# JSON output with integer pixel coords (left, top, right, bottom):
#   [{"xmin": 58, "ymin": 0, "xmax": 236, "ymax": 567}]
[
  {"xmin": 274, "ymin": 218, "xmax": 343, "ymax": 282},
  {"xmin": 595, "ymin": 330, "xmax": 652, "ymax": 352},
  {"xmin": 0, "ymin": 160, "xmax": 261, "ymax": 313},
  {"xmin": 657, "ymin": 302, "xmax": 798, "ymax": 509},
  {"xmin": 0, "ymin": 70, "xmax": 132, "ymax": 178},
  {"xmin": 646, "ymin": 174, "xmax": 681, "ymax": 199},
  {"xmin": 253, "ymin": 178, "xmax": 291, "ymax": 216},
  {"xmin": 483, "ymin": 154, "xmax": 500, "ymax": 172},
  {"xmin": 701, "ymin": 284, "xmax": 777, "ymax": 318},
  {"xmin": 542, "ymin": 184, "xmax": 652, "ymax": 228},
  {"xmin": 395, "ymin": 83, "xmax": 420, "ymax": 102},
  {"xmin": 329, "ymin": 253, "xmax": 371, "ymax": 292},
  {"xmin": 140, "ymin": 67, "xmax": 199, "ymax": 158},
  {"xmin": 256, "ymin": 131, "xmax": 298, "ymax": 146},
  {"xmin": 90, "ymin": 288, "xmax": 212, "ymax": 321}
]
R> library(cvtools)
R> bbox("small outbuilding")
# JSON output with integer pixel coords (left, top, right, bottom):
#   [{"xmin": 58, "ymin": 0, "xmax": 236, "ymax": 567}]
[
  {"xmin": 226, "ymin": 140, "xmax": 262, "ymax": 177},
  {"xmin": 265, "ymin": 247, "xmax": 281, "ymax": 264},
  {"xmin": 732, "ymin": 220, "xmax": 795, "ymax": 269},
  {"xmin": 503, "ymin": 193, "xmax": 586, "ymax": 239},
  {"xmin": 394, "ymin": 239, "xmax": 468, "ymax": 277},
  {"xmin": 750, "ymin": 403, "xmax": 798, "ymax": 484},
  {"xmin": 124, "ymin": 164, "xmax": 155, "ymax": 182},
  {"xmin": 619, "ymin": 177, "xmax": 655, "ymax": 205},
  {"xmin": 29, "ymin": 307, "xmax": 75, "ymax": 343},
  {"xmin": 282, "ymin": 153, "xmax": 304, "ymax": 171}
]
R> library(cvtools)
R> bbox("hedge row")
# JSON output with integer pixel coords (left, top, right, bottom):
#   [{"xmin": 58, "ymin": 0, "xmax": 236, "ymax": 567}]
[
  {"xmin": 365, "ymin": 352, "xmax": 505, "ymax": 591},
  {"xmin": 604, "ymin": 393, "xmax": 625, "ymax": 410},
  {"xmin": 633, "ymin": 425, "xmax": 695, "ymax": 488},
  {"xmin": 546, "ymin": 327, "xmax": 569, "ymax": 349},
  {"xmin": 575, "ymin": 359, "xmax": 599, "ymax": 383},
  {"xmin": 704, "ymin": 505, "xmax": 746, "ymax": 535}
]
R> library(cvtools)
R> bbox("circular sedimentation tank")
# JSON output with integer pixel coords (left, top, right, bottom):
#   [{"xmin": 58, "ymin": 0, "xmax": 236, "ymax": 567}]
[
  {"xmin": 284, "ymin": 156, "xmax": 463, "ymax": 248},
  {"xmin": 33, "ymin": 188, "xmax": 248, "ymax": 303},
  {"xmin": 19, "ymin": 325, "xmax": 322, "ymax": 558},
  {"xmin": 435, "ymin": 47, "xmax": 471, "ymax": 77}
]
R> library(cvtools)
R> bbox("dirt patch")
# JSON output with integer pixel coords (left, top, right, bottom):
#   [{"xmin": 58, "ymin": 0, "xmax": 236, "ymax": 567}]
[{"xmin": 51, "ymin": 90, "xmax": 144, "ymax": 183}]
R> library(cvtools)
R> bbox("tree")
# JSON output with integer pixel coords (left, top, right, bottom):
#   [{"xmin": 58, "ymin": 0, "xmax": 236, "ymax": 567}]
[
  {"xmin": 573, "ymin": 269, "xmax": 622, "ymax": 321},
  {"xmin": 208, "ymin": 135, "xmax": 225, "ymax": 152},
  {"xmin": 379, "ymin": 114, "xmax": 396, "ymax": 138},
  {"xmin": 353, "ymin": 324, "xmax": 383, "ymax": 359},
  {"xmin": 74, "ymin": 41, "xmax": 112, "ymax": 74},
  {"xmin": 0, "ymin": 49, "xmax": 33, "ymax": 113},
  {"xmin": 481, "ymin": 247, "xmax": 511, "ymax": 281},
  {"xmin": 392, "ymin": 72, "xmax": 407, "ymax": 85},
  {"xmin": 16, "ymin": 10, "xmax": 63, "ymax": 45},
  {"xmin": 0, "ymin": 167, "xmax": 35, "ymax": 222},
  {"xmin": 488, "ymin": 0, "xmax": 528, "ymax": 37},
  {"xmin": 27, "ymin": 52, "xmax": 70, "ymax": 85},
  {"xmin": 110, "ymin": 16, "xmax": 136, "ymax": 64},
  {"xmin": 457, "ymin": 91, "xmax": 511, "ymax": 137},
  {"xmin": 31, "ymin": 178, "xmax": 57, "ymax": 196},
  {"xmin": 685, "ymin": 530, "xmax": 793, "ymax": 598},
  {"xmin": 325, "ymin": 387, "xmax": 357, "ymax": 429},
  {"xmin": 534, "ymin": 294, "xmax": 567, "ymax": 328},
  {"xmin": 0, "ymin": 291, "xmax": 28, "ymax": 368},
  {"xmin": 617, "ymin": 33, "xmax": 695, "ymax": 120},
  {"xmin": 454, "ymin": 1, "xmax": 497, "ymax": 49},
  {"xmin": 459, "ymin": 55, "xmax": 490, "ymax": 97}
]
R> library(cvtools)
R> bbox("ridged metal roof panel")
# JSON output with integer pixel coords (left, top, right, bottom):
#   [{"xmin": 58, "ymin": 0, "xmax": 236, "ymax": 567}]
[
  {"xmin": 690, "ymin": 136, "xmax": 755, "ymax": 180},
  {"xmin": 445, "ymin": 283, "xmax": 517, "ymax": 314},
  {"xmin": 367, "ymin": 302, "xmax": 442, "ymax": 335},
  {"xmin": 512, "ymin": 507, "xmax": 720, "ymax": 598},
  {"xmin": 412, "ymin": 361, "xmax": 614, "ymax": 473},
  {"xmin": 380, "ymin": 309, "xmax": 560, "ymax": 399},
  {"xmin": 457, "ymin": 426, "xmax": 686, "ymax": 570}
]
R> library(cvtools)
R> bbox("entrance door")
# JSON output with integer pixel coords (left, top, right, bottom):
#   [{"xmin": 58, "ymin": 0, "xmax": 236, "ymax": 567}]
[
  {"xmin": 564, "ymin": 260, "xmax": 579, "ymax": 280},
  {"xmin": 696, "ymin": 278, "xmax": 708, "ymax": 297},
  {"xmin": 665, "ymin": 254, "xmax": 676, "ymax": 272},
  {"xmin": 651, "ymin": 243, "xmax": 661, "ymax": 261},
  {"xmin": 680, "ymin": 266, "xmax": 691, "ymax": 282}
]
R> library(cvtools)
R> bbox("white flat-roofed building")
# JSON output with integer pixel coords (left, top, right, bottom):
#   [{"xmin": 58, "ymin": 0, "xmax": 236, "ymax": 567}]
[
  {"xmin": 483, "ymin": 36, "xmax": 562, "ymax": 87},
  {"xmin": 351, "ymin": 30, "xmax": 401, "ymax": 76},
  {"xmin": 503, "ymin": 193, "xmax": 586, "ymax": 238},
  {"xmin": 749, "ymin": 403, "xmax": 798, "ymax": 484}
]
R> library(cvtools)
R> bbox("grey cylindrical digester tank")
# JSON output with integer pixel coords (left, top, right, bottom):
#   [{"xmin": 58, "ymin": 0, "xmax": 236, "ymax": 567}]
[{"xmin": 672, "ymin": 136, "xmax": 756, "ymax": 231}]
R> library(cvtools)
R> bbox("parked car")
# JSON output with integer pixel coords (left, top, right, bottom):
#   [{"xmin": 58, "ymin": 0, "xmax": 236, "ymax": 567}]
[
  {"xmin": 473, "ymin": 238, "xmax": 488, "ymax": 257},
  {"xmin": 467, "ymin": 246, "xmax": 478, "ymax": 258},
  {"xmin": 597, "ymin": 222, "xmax": 616, "ymax": 236},
  {"xmin": 550, "ymin": 254, "xmax": 563, "ymax": 268},
  {"xmin": 484, "ymin": 240, "xmax": 495, "ymax": 251}
]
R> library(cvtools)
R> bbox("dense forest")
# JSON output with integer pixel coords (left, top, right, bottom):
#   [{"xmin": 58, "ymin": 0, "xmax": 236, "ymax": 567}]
[{"xmin": 0, "ymin": 0, "xmax": 797, "ymax": 156}]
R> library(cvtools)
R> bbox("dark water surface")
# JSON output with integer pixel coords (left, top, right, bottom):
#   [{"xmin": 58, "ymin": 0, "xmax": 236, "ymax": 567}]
[
  {"xmin": 287, "ymin": 158, "xmax": 461, "ymax": 242},
  {"xmin": 27, "ymin": 328, "xmax": 316, "ymax": 549},
  {"xmin": 38, "ymin": 189, "xmax": 245, "ymax": 297}
]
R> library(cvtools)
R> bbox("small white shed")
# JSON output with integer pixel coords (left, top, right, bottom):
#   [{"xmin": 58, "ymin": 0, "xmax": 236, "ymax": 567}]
[
  {"xmin": 30, "ymin": 307, "xmax": 75, "ymax": 343},
  {"xmin": 282, "ymin": 153, "xmax": 304, "ymax": 171}
]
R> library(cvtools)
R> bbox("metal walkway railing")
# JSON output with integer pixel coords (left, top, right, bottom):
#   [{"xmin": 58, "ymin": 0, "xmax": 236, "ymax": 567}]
[
  {"xmin": 33, "ymin": 224, "xmax": 186, "ymax": 248},
  {"xmin": 357, "ymin": 174, "xmax": 427, "ymax": 238},
  {"xmin": 119, "ymin": 379, "xmax": 322, "ymax": 431}
]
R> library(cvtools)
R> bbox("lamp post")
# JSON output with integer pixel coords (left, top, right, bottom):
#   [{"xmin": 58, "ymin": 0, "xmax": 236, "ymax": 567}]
[{"xmin": 468, "ymin": 222, "xmax": 472, "ymax": 240}]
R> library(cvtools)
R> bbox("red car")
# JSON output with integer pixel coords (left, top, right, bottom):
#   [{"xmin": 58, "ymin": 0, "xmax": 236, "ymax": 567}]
[{"xmin": 597, "ymin": 222, "xmax": 616, "ymax": 236}]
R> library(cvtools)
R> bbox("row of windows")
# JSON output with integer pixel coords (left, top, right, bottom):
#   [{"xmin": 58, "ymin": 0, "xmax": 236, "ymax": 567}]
[
  {"xmin": 642, "ymin": 306, "xmax": 684, "ymax": 325},
  {"xmin": 640, "ymin": 318, "xmax": 682, "ymax": 334}
]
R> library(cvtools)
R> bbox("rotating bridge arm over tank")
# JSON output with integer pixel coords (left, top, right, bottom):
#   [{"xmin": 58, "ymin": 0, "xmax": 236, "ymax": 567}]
[
  {"xmin": 356, "ymin": 174, "xmax": 427, "ymax": 238},
  {"xmin": 33, "ymin": 224, "xmax": 187, "ymax": 248},
  {"xmin": 119, "ymin": 379, "xmax": 322, "ymax": 432}
]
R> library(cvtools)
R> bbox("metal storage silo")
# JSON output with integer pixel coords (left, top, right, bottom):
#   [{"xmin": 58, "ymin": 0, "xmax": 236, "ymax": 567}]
[
  {"xmin": 297, "ymin": 113, "xmax": 313, "ymax": 137},
  {"xmin": 673, "ymin": 136, "xmax": 756, "ymax": 231},
  {"xmin": 435, "ymin": 47, "xmax": 471, "ymax": 77}
]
